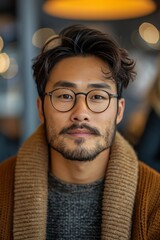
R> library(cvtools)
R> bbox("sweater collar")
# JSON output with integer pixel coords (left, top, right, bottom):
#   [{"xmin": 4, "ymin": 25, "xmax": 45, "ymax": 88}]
[
  {"xmin": 101, "ymin": 132, "xmax": 138, "ymax": 239},
  {"xmin": 14, "ymin": 125, "xmax": 48, "ymax": 239},
  {"xmin": 14, "ymin": 124, "xmax": 138, "ymax": 239}
]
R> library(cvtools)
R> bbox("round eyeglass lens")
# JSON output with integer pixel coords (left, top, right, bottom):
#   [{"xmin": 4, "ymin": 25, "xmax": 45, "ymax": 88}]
[
  {"xmin": 51, "ymin": 88, "xmax": 75, "ymax": 111},
  {"xmin": 87, "ymin": 90, "xmax": 109, "ymax": 112}
]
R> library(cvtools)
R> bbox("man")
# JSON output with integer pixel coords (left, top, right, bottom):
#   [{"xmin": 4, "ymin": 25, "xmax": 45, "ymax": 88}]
[{"xmin": 0, "ymin": 24, "xmax": 160, "ymax": 240}]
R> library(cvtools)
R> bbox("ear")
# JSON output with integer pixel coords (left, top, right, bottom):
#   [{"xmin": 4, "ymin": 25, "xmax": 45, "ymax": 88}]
[
  {"xmin": 37, "ymin": 97, "xmax": 44, "ymax": 123},
  {"xmin": 116, "ymin": 98, "xmax": 125, "ymax": 125}
]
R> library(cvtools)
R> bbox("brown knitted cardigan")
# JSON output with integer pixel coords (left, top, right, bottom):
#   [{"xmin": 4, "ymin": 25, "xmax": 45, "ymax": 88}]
[{"xmin": 0, "ymin": 124, "xmax": 160, "ymax": 239}]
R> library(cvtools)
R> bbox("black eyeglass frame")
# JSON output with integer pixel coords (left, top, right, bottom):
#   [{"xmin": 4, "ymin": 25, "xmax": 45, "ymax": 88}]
[{"xmin": 44, "ymin": 88, "xmax": 119, "ymax": 113}]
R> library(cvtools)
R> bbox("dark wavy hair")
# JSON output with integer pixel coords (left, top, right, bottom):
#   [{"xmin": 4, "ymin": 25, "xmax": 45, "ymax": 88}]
[{"xmin": 32, "ymin": 24, "xmax": 136, "ymax": 100}]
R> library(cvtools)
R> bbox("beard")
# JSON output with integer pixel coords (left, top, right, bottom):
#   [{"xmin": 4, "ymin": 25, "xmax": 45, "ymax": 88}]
[{"xmin": 44, "ymin": 120, "xmax": 116, "ymax": 162}]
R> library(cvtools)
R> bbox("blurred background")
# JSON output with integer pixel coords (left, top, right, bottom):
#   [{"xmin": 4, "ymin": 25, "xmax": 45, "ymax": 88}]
[{"xmin": 0, "ymin": 0, "xmax": 160, "ymax": 170}]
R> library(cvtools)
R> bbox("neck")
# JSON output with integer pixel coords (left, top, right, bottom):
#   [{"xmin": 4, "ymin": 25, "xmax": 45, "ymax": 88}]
[{"xmin": 50, "ymin": 149, "xmax": 110, "ymax": 184}]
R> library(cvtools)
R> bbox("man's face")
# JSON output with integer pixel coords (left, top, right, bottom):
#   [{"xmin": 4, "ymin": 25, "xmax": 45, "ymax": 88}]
[{"xmin": 37, "ymin": 56, "xmax": 125, "ymax": 162}]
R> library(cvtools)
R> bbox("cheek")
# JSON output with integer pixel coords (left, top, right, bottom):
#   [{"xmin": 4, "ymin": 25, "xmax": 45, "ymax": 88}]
[
  {"xmin": 44, "ymin": 106, "xmax": 69, "ymax": 131},
  {"xmin": 100, "ymin": 108, "xmax": 117, "ymax": 123},
  {"xmin": 93, "ymin": 111, "xmax": 116, "ymax": 133}
]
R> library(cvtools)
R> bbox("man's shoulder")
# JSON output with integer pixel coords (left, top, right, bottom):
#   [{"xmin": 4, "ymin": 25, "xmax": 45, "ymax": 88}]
[
  {"xmin": 0, "ymin": 156, "xmax": 16, "ymax": 237},
  {"xmin": 0, "ymin": 156, "xmax": 17, "ymax": 179},
  {"xmin": 137, "ymin": 161, "xmax": 160, "ymax": 199},
  {"xmin": 133, "ymin": 162, "xmax": 160, "ymax": 239},
  {"xmin": 0, "ymin": 156, "xmax": 16, "ymax": 204},
  {"xmin": 138, "ymin": 161, "xmax": 160, "ymax": 179}
]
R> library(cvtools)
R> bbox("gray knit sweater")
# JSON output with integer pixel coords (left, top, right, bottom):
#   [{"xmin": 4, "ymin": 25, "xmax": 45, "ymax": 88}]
[{"xmin": 47, "ymin": 173, "xmax": 104, "ymax": 239}]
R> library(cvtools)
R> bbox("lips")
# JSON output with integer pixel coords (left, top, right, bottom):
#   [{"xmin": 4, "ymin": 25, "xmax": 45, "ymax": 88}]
[
  {"xmin": 59, "ymin": 123, "xmax": 101, "ymax": 136},
  {"xmin": 67, "ymin": 128, "xmax": 93, "ymax": 135}
]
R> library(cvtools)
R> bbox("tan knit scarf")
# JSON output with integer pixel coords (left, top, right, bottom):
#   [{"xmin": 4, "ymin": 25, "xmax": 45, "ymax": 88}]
[{"xmin": 14, "ymin": 124, "xmax": 138, "ymax": 239}]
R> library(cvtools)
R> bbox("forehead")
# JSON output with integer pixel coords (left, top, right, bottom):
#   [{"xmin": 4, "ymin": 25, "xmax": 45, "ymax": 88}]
[{"xmin": 47, "ymin": 56, "xmax": 116, "ymax": 90}]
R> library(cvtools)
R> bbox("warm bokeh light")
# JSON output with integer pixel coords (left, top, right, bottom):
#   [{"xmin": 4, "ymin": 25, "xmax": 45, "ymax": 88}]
[
  {"xmin": 0, "ymin": 53, "xmax": 10, "ymax": 73},
  {"xmin": 0, "ymin": 36, "xmax": 4, "ymax": 51},
  {"xmin": 32, "ymin": 28, "xmax": 56, "ymax": 48},
  {"xmin": 1, "ymin": 57, "xmax": 18, "ymax": 79},
  {"xmin": 43, "ymin": 0, "xmax": 156, "ymax": 20},
  {"xmin": 139, "ymin": 22, "xmax": 160, "ymax": 44}
]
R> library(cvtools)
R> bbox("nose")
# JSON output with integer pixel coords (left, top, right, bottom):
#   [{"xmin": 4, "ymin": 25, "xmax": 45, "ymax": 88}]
[{"xmin": 70, "ymin": 95, "xmax": 90, "ymax": 122}]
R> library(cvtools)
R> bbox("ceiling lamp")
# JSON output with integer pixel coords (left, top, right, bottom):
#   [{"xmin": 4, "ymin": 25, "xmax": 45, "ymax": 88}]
[
  {"xmin": 139, "ymin": 22, "xmax": 159, "ymax": 44},
  {"xmin": 43, "ymin": 0, "xmax": 157, "ymax": 20}
]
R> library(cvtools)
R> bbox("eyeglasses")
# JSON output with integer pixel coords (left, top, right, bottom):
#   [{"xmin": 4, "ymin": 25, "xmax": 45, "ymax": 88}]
[{"xmin": 44, "ymin": 88, "xmax": 118, "ymax": 113}]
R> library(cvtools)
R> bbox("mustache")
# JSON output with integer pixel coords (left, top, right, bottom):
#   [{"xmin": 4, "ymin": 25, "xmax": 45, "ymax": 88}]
[{"xmin": 59, "ymin": 123, "xmax": 101, "ymax": 136}]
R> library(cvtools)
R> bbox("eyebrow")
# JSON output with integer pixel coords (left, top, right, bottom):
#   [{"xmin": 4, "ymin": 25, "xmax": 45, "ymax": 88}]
[
  {"xmin": 88, "ymin": 83, "xmax": 112, "ymax": 90},
  {"xmin": 52, "ymin": 81, "xmax": 113, "ymax": 90},
  {"xmin": 53, "ymin": 81, "xmax": 77, "ymax": 88}
]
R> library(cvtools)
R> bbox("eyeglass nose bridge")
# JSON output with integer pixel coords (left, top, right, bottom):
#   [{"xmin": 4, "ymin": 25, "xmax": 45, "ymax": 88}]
[
  {"xmin": 73, "ymin": 91, "xmax": 88, "ymax": 108},
  {"xmin": 75, "ymin": 92, "xmax": 88, "ymax": 98}
]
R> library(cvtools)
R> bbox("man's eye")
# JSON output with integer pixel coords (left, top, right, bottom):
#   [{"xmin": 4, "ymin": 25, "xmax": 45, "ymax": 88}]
[
  {"xmin": 58, "ymin": 94, "xmax": 73, "ymax": 100},
  {"xmin": 91, "ymin": 95, "xmax": 105, "ymax": 100}
]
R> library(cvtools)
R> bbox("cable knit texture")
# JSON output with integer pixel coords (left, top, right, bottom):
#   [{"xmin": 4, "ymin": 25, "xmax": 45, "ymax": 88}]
[{"xmin": 0, "ymin": 124, "xmax": 160, "ymax": 240}]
